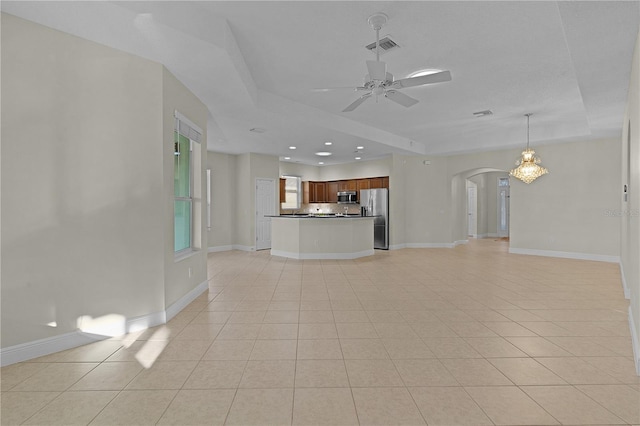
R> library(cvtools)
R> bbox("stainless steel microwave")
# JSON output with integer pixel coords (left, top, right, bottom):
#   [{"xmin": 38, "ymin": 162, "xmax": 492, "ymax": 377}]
[{"xmin": 337, "ymin": 191, "xmax": 357, "ymax": 204}]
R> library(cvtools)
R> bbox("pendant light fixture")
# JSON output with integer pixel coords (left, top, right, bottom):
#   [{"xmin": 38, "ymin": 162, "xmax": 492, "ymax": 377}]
[{"xmin": 509, "ymin": 113, "xmax": 548, "ymax": 184}]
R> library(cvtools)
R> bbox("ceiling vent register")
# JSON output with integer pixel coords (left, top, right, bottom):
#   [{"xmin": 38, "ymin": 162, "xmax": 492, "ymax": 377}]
[{"xmin": 365, "ymin": 36, "xmax": 399, "ymax": 54}]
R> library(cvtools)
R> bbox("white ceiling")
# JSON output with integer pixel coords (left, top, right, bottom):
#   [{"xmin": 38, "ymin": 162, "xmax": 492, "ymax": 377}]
[{"xmin": 3, "ymin": 1, "xmax": 639, "ymax": 166}]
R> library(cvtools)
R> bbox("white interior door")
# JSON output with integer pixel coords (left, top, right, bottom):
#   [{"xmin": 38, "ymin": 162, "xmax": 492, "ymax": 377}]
[
  {"xmin": 467, "ymin": 184, "xmax": 477, "ymax": 238},
  {"xmin": 498, "ymin": 178, "xmax": 510, "ymax": 237},
  {"xmin": 255, "ymin": 178, "xmax": 275, "ymax": 250}
]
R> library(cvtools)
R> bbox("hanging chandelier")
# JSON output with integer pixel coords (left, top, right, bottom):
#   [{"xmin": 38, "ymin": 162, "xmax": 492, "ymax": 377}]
[{"xmin": 509, "ymin": 113, "xmax": 548, "ymax": 184}]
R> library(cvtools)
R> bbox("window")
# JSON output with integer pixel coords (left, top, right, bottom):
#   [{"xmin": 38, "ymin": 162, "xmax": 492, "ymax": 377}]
[
  {"xmin": 174, "ymin": 112, "xmax": 202, "ymax": 254},
  {"xmin": 281, "ymin": 176, "xmax": 301, "ymax": 209}
]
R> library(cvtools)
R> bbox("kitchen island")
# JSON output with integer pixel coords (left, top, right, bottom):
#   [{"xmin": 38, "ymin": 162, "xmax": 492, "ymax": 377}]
[{"xmin": 270, "ymin": 215, "xmax": 374, "ymax": 259}]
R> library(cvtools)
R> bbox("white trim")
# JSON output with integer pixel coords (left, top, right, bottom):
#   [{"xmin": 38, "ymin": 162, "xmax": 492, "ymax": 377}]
[
  {"xmin": 404, "ymin": 242, "xmax": 456, "ymax": 249},
  {"xmin": 0, "ymin": 331, "xmax": 105, "ymax": 367},
  {"xmin": 126, "ymin": 311, "xmax": 166, "ymax": 333},
  {"xmin": 629, "ymin": 305, "xmax": 640, "ymax": 376},
  {"xmin": 208, "ymin": 245, "xmax": 233, "ymax": 253},
  {"xmin": 233, "ymin": 244, "xmax": 255, "ymax": 251},
  {"xmin": 620, "ymin": 262, "xmax": 630, "ymax": 299},
  {"xmin": 477, "ymin": 233, "xmax": 500, "ymax": 239},
  {"xmin": 270, "ymin": 249, "xmax": 375, "ymax": 260},
  {"xmin": 174, "ymin": 110, "xmax": 203, "ymax": 134},
  {"xmin": 166, "ymin": 279, "xmax": 208, "ymax": 321},
  {"xmin": 508, "ymin": 247, "xmax": 621, "ymax": 263},
  {"xmin": 391, "ymin": 242, "xmax": 472, "ymax": 250},
  {"xmin": 1, "ymin": 280, "xmax": 208, "ymax": 367},
  {"xmin": 174, "ymin": 248, "xmax": 201, "ymax": 262}
]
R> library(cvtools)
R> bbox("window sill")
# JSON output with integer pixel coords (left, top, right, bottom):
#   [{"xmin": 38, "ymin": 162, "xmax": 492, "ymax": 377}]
[{"xmin": 174, "ymin": 248, "xmax": 201, "ymax": 262}]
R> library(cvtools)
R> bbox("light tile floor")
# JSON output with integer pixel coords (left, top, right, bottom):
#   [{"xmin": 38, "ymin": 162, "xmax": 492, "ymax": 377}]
[{"xmin": 2, "ymin": 239, "xmax": 639, "ymax": 425}]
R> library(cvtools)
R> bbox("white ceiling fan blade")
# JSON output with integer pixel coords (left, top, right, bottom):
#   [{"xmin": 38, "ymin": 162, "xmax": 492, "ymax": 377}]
[
  {"xmin": 390, "ymin": 70, "xmax": 452, "ymax": 89},
  {"xmin": 312, "ymin": 86, "xmax": 367, "ymax": 92},
  {"xmin": 342, "ymin": 93, "xmax": 372, "ymax": 112},
  {"xmin": 385, "ymin": 90, "xmax": 419, "ymax": 108},
  {"xmin": 366, "ymin": 60, "xmax": 387, "ymax": 81}
]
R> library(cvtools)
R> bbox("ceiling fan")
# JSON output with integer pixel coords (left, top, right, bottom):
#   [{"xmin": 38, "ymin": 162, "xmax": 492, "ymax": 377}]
[{"xmin": 317, "ymin": 13, "xmax": 452, "ymax": 112}]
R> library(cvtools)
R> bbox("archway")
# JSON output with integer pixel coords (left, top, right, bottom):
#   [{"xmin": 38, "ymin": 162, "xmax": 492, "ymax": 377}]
[{"xmin": 450, "ymin": 167, "xmax": 509, "ymax": 245}]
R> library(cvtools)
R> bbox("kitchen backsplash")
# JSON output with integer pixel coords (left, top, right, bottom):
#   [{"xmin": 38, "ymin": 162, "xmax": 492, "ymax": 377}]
[{"xmin": 280, "ymin": 203, "xmax": 361, "ymax": 215}]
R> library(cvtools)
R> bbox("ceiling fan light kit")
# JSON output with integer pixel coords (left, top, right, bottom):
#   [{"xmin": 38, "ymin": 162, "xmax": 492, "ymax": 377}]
[{"xmin": 316, "ymin": 12, "xmax": 452, "ymax": 112}]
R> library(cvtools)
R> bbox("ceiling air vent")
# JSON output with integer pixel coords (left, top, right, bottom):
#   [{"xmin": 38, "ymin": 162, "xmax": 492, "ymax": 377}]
[
  {"xmin": 473, "ymin": 110, "xmax": 493, "ymax": 117},
  {"xmin": 365, "ymin": 36, "xmax": 399, "ymax": 55}
]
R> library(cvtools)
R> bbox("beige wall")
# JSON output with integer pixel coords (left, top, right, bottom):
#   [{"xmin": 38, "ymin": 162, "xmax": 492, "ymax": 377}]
[
  {"xmin": 319, "ymin": 158, "xmax": 391, "ymax": 181},
  {"xmin": 234, "ymin": 154, "xmax": 252, "ymax": 248},
  {"xmin": 507, "ymin": 138, "xmax": 620, "ymax": 257},
  {"xmin": 231, "ymin": 153, "xmax": 280, "ymax": 250},
  {"xmin": 1, "ymin": 13, "xmax": 208, "ymax": 352},
  {"xmin": 279, "ymin": 162, "xmax": 320, "ymax": 181},
  {"xmin": 1, "ymin": 13, "xmax": 165, "ymax": 347},
  {"xmin": 207, "ymin": 152, "xmax": 237, "ymax": 249},
  {"xmin": 622, "ymin": 31, "xmax": 640, "ymax": 373},
  {"xmin": 161, "ymin": 69, "xmax": 208, "ymax": 308}
]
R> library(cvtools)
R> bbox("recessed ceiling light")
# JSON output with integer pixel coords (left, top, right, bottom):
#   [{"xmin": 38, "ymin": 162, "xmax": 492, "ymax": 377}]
[
  {"xmin": 324, "ymin": 141, "xmax": 332, "ymax": 146},
  {"xmin": 315, "ymin": 151, "xmax": 332, "ymax": 156},
  {"xmin": 284, "ymin": 157, "xmax": 291, "ymax": 160},
  {"xmin": 356, "ymin": 146, "xmax": 364, "ymax": 150},
  {"xmin": 355, "ymin": 157, "xmax": 361, "ymax": 160},
  {"xmin": 289, "ymin": 146, "xmax": 296, "ymax": 150},
  {"xmin": 406, "ymin": 68, "xmax": 443, "ymax": 79},
  {"xmin": 318, "ymin": 162, "xmax": 324, "ymax": 165}
]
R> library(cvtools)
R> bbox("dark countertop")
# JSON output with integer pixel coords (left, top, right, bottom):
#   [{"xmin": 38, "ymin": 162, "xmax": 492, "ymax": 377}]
[{"xmin": 270, "ymin": 214, "xmax": 375, "ymax": 219}]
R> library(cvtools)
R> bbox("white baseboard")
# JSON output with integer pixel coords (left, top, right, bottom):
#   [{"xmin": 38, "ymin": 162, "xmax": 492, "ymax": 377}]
[
  {"xmin": 391, "ymin": 242, "xmax": 469, "ymax": 249},
  {"xmin": 270, "ymin": 249, "xmax": 375, "ymax": 260},
  {"xmin": 508, "ymin": 247, "xmax": 621, "ymax": 263},
  {"xmin": 629, "ymin": 305, "xmax": 640, "ymax": 376},
  {"xmin": 0, "ymin": 331, "xmax": 105, "ymax": 367},
  {"xmin": 233, "ymin": 244, "xmax": 255, "ymax": 252},
  {"xmin": 620, "ymin": 262, "xmax": 631, "ymax": 299},
  {"xmin": 208, "ymin": 245, "xmax": 233, "ymax": 253},
  {"xmin": 126, "ymin": 311, "xmax": 166, "ymax": 334},
  {"xmin": 404, "ymin": 242, "xmax": 456, "ymax": 249},
  {"xmin": 477, "ymin": 233, "xmax": 500, "ymax": 239},
  {"xmin": 1, "ymin": 280, "xmax": 209, "ymax": 367},
  {"xmin": 166, "ymin": 280, "xmax": 208, "ymax": 321}
]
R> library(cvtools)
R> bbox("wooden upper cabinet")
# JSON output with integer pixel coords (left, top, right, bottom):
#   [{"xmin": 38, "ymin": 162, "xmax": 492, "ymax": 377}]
[
  {"xmin": 279, "ymin": 178, "xmax": 286, "ymax": 202},
  {"xmin": 338, "ymin": 180, "xmax": 357, "ymax": 192},
  {"xmin": 303, "ymin": 177, "xmax": 387, "ymax": 204},
  {"xmin": 327, "ymin": 181, "xmax": 339, "ymax": 203},
  {"xmin": 356, "ymin": 179, "xmax": 370, "ymax": 191},
  {"xmin": 369, "ymin": 177, "xmax": 383, "ymax": 189},
  {"xmin": 315, "ymin": 182, "xmax": 327, "ymax": 203},
  {"xmin": 303, "ymin": 181, "xmax": 310, "ymax": 204}
]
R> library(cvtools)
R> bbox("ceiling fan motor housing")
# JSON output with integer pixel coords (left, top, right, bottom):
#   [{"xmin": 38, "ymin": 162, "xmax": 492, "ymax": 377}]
[{"xmin": 367, "ymin": 13, "xmax": 388, "ymax": 30}]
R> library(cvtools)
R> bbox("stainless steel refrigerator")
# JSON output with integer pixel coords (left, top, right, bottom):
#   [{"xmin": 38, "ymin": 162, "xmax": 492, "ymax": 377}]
[{"xmin": 360, "ymin": 188, "xmax": 389, "ymax": 249}]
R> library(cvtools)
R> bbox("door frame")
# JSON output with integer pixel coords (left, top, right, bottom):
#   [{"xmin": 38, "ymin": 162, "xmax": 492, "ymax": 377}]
[
  {"xmin": 466, "ymin": 182, "xmax": 477, "ymax": 238},
  {"xmin": 497, "ymin": 178, "xmax": 510, "ymax": 238}
]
